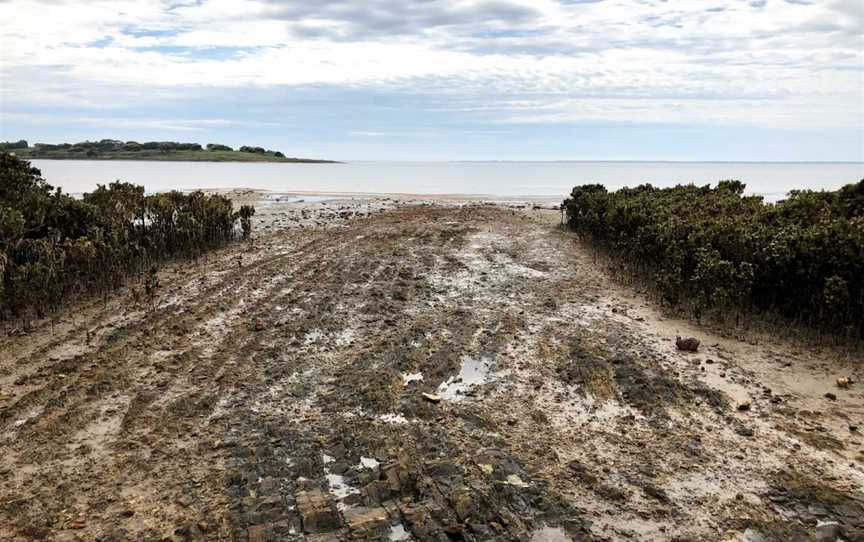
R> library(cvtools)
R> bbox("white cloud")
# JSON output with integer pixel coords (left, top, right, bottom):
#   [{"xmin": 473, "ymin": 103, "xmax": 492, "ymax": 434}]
[
  {"xmin": 0, "ymin": 0, "xmax": 862, "ymax": 130},
  {"xmin": 1, "ymin": 112, "xmax": 251, "ymax": 131}
]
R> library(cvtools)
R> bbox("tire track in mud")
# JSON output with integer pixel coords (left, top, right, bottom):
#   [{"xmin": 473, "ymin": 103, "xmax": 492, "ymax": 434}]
[{"xmin": 1, "ymin": 204, "xmax": 862, "ymax": 542}]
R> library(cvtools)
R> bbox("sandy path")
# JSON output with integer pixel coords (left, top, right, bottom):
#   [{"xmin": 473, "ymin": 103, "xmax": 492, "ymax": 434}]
[{"xmin": 0, "ymin": 199, "xmax": 861, "ymax": 542}]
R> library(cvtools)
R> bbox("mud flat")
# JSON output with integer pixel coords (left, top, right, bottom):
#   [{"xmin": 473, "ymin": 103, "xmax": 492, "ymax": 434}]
[{"xmin": 0, "ymin": 193, "xmax": 862, "ymax": 542}]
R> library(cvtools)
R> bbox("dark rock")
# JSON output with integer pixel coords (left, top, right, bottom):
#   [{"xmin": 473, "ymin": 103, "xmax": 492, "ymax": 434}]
[{"xmin": 675, "ymin": 337, "xmax": 700, "ymax": 352}]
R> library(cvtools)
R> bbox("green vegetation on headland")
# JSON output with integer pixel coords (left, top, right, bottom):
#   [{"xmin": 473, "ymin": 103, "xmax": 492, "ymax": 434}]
[
  {"xmin": 564, "ymin": 179, "xmax": 864, "ymax": 337},
  {"xmin": 0, "ymin": 152, "xmax": 255, "ymax": 326},
  {"xmin": 0, "ymin": 139, "xmax": 338, "ymax": 163}
]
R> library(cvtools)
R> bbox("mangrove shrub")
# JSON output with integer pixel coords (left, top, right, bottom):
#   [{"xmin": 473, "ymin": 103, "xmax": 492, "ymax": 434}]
[
  {"xmin": 0, "ymin": 152, "xmax": 254, "ymax": 323},
  {"xmin": 563, "ymin": 180, "xmax": 864, "ymax": 335}
]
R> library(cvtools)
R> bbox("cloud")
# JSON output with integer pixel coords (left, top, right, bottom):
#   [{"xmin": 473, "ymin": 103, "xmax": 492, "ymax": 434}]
[
  {"xmin": 1, "ymin": 112, "xmax": 254, "ymax": 132},
  {"xmin": 0, "ymin": 0, "xmax": 862, "ymax": 133},
  {"xmin": 256, "ymin": 0, "xmax": 544, "ymax": 40}
]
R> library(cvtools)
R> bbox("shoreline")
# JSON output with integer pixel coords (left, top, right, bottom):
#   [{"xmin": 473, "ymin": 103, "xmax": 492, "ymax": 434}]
[
  {"xmin": 215, "ymin": 187, "xmax": 564, "ymax": 205},
  {"xmin": 16, "ymin": 155, "xmax": 340, "ymax": 164}
]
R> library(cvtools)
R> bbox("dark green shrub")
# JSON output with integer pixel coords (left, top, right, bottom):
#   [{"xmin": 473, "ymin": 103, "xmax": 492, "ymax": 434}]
[
  {"xmin": 0, "ymin": 153, "xmax": 254, "ymax": 323},
  {"xmin": 237, "ymin": 205, "xmax": 255, "ymax": 240},
  {"xmin": 563, "ymin": 179, "xmax": 864, "ymax": 336}
]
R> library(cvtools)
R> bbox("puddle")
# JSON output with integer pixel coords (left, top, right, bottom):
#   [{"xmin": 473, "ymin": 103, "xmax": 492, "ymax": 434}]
[
  {"xmin": 389, "ymin": 523, "xmax": 412, "ymax": 541},
  {"xmin": 531, "ymin": 526, "xmax": 571, "ymax": 542},
  {"xmin": 325, "ymin": 473, "xmax": 359, "ymax": 501},
  {"xmin": 359, "ymin": 457, "xmax": 380, "ymax": 469},
  {"xmin": 402, "ymin": 372, "xmax": 424, "ymax": 386},
  {"xmin": 437, "ymin": 356, "xmax": 494, "ymax": 401},
  {"xmin": 322, "ymin": 453, "xmax": 359, "ymax": 510}
]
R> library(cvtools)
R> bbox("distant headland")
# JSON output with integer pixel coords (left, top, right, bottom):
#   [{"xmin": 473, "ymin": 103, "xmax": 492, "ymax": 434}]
[{"xmin": 0, "ymin": 139, "xmax": 339, "ymax": 163}]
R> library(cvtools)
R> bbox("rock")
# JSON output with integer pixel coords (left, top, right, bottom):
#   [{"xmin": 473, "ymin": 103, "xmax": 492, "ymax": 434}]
[
  {"xmin": 676, "ymin": 336, "xmax": 700, "ymax": 352},
  {"xmin": 642, "ymin": 484, "xmax": 670, "ymax": 503},
  {"xmin": 254, "ymin": 319, "xmax": 266, "ymax": 331},
  {"xmin": 295, "ymin": 490, "xmax": 339, "ymax": 533},
  {"xmin": 824, "ymin": 392, "xmax": 837, "ymax": 401},
  {"xmin": 422, "ymin": 392, "xmax": 442, "ymax": 403},
  {"xmin": 448, "ymin": 488, "xmax": 475, "ymax": 520},
  {"xmin": 837, "ymin": 377, "xmax": 852, "ymax": 389},
  {"xmin": 344, "ymin": 507, "xmax": 388, "ymax": 537},
  {"xmin": 737, "ymin": 401, "xmax": 752, "ymax": 412},
  {"xmin": 815, "ymin": 521, "xmax": 842, "ymax": 542},
  {"xmin": 505, "ymin": 474, "xmax": 529, "ymax": 487},
  {"xmin": 736, "ymin": 425, "xmax": 755, "ymax": 437},
  {"xmin": 247, "ymin": 523, "xmax": 274, "ymax": 542}
]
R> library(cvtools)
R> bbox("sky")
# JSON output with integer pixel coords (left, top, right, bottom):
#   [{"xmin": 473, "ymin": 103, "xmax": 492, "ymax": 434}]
[{"xmin": 1, "ymin": 0, "xmax": 862, "ymax": 161}]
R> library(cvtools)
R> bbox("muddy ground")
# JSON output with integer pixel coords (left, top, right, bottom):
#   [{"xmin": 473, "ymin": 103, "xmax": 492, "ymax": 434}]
[{"xmin": 1, "ymin": 194, "xmax": 862, "ymax": 542}]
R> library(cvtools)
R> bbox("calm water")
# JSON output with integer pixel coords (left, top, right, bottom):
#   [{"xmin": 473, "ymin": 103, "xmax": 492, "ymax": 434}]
[{"xmin": 30, "ymin": 160, "xmax": 864, "ymax": 201}]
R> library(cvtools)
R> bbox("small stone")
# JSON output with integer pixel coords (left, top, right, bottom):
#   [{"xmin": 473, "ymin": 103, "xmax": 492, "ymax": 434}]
[
  {"xmin": 254, "ymin": 319, "xmax": 266, "ymax": 331},
  {"xmin": 836, "ymin": 377, "xmax": 852, "ymax": 389},
  {"xmin": 422, "ymin": 392, "xmax": 442, "ymax": 403},
  {"xmin": 676, "ymin": 336, "xmax": 700, "ymax": 352},
  {"xmin": 737, "ymin": 401, "xmax": 752, "ymax": 412},
  {"xmin": 824, "ymin": 392, "xmax": 837, "ymax": 401},
  {"xmin": 736, "ymin": 425, "xmax": 755, "ymax": 437},
  {"xmin": 505, "ymin": 474, "xmax": 529, "ymax": 487}
]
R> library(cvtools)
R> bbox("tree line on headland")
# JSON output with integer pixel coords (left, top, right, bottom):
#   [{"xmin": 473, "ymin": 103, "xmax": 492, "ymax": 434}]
[
  {"xmin": 0, "ymin": 152, "xmax": 255, "ymax": 327},
  {"xmin": 564, "ymin": 179, "xmax": 864, "ymax": 337},
  {"xmin": 0, "ymin": 139, "xmax": 338, "ymax": 163}
]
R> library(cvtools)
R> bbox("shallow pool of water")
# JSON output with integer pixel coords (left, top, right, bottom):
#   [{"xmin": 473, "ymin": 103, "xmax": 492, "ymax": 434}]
[{"xmin": 437, "ymin": 356, "xmax": 495, "ymax": 400}]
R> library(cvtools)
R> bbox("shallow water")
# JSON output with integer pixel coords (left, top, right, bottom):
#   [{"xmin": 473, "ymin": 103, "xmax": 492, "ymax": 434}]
[
  {"xmin": 437, "ymin": 356, "xmax": 494, "ymax": 400},
  {"xmin": 30, "ymin": 160, "xmax": 864, "ymax": 201},
  {"xmin": 530, "ymin": 526, "xmax": 571, "ymax": 542},
  {"xmin": 389, "ymin": 523, "xmax": 411, "ymax": 541}
]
